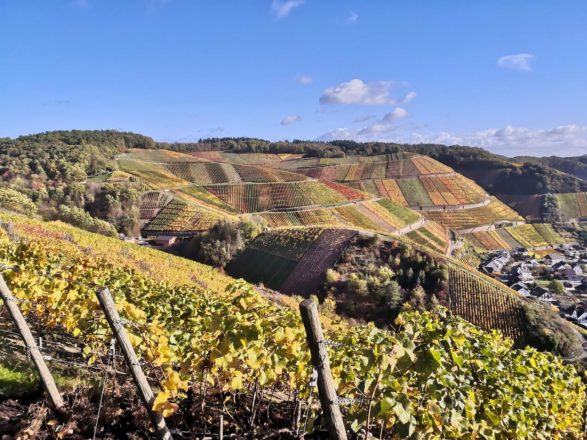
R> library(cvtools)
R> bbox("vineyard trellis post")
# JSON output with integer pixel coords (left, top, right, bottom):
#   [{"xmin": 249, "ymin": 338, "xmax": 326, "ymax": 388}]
[
  {"xmin": 96, "ymin": 287, "xmax": 173, "ymax": 440},
  {"xmin": 0, "ymin": 273, "xmax": 65, "ymax": 412},
  {"xmin": 299, "ymin": 299, "xmax": 347, "ymax": 440}
]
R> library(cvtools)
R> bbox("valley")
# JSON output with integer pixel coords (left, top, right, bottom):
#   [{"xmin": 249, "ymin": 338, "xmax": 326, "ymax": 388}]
[{"xmin": 1, "ymin": 130, "xmax": 586, "ymax": 438}]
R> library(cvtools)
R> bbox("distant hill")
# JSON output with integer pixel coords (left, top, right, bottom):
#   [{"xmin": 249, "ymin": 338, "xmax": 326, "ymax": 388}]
[
  {"xmin": 2, "ymin": 130, "xmax": 586, "ymax": 234},
  {"xmin": 514, "ymin": 154, "xmax": 587, "ymax": 180}
]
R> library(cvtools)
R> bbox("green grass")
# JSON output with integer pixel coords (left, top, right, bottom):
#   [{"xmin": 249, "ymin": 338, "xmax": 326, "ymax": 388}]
[
  {"xmin": 396, "ymin": 178, "xmax": 433, "ymax": 206},
  {"xmin": 0, "ymin": 359, "xmax": 92, "ymax": 398},
  {"xmin": 0, "ymin": 362, "xmax": 38, "ymax": 397}
]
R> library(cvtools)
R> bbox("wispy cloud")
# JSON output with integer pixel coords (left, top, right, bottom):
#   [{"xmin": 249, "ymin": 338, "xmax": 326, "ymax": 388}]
[
  {"xmin": 497, "ymin": 53, "xmax": 535, "ymax": 71},
  {"xmin": 281, "ymin": 114, "xmax": 302, "ymax": 126},
  {"xmin": 294, "ymin": 74, "xmax": 314, "ymax": 85},
  {"xmin": 318, "ymin": 108, "xmax": 409, "ymax": 141},
  {"xmin": 357, "ymin": 108, "xmax": 408, "ymax": 136},
  {"xmin": 317, "ymin": 128, "xmax": 357, "ymax": 141},
  {"xmin": 353, "ymin": 115, "xmax": 376, "ymax": 123},
  {"xmin": 399, "ymin": 91, "xmax": 417, "ymax": 104},
  {"xmin": 328, "ymin": 124, "xmax": 587, "ymax": 156},
  {"xmin": 271, "ymin": 0, "xmax": 304, "ymax": 18},
  {"xmin": 345, "ymin": 11, "xmax": 358, "ymax": 24},
  {"xmin": 320, "ymin": 79, "xmax": 400, "ymax": 106}
]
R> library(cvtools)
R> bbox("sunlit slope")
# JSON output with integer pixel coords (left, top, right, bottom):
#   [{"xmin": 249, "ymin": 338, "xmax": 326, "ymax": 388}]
[
  {"xmin": 347, "ymin": 174, "xmax": 488, "ymax": 208},
  {"xmin": 422, "ymin": 197, "xmax": 523, "ymax": 232},
  {"xmin": 554, "ymin": 192, "xmax": 587, "ymax": 220},
  {"xmin": 0, "ymin": 213, "xmax": 583, "ymax": 437},
  {"xmin": 0, "ymin": 211, "xmax": 234, "ymax": 289},
  {"xmin": 464, "ymin": 223, "xmax": 567, "ymax": 251}
]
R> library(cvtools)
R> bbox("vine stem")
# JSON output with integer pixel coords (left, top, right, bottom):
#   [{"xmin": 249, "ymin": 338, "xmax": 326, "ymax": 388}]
[{"xmin": 365, "ymin": 364, "xmax": 383, "ymax": 437}]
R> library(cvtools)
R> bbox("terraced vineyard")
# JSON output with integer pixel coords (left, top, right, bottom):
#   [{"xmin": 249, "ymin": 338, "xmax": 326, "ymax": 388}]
[
  {"xmin": 349, "ymin": 174, "xmax": 487, "ymax": 208},
  {"xmin": 203, "ymin": 181, "xmax": 368, "ymax": 213},
  {"xmin": 173, "ymin": 185, "xmax": 240, "ymax": 213},
  {"xmin": 422, "ymin": 197, "xmax": 523, "ymax": 231},
  {"xmin": 448, "ymin": 263, "xmax": 527, "ymax": 347},
  {"xmin": 118, "ymin": 159, "xmax": 189, "ymax": 188},
  {"xmin": 190, "ymin": 151, "xmax": 302, "ymax": 165},
  {"xmin": 257, "ymin": 199, "xmax": 422, "ymax": 236},
  {"xmin": 139, "ymin": 191, "xmax": 173, "ymax": 220},
  {"xmin": 1, "ymin": 212, "xmax": 584, "ymax": 438},
  {"xmin": 164, "ymin": 162, "xmax": 306, "ymax": 184},
  {"xmin": 464, "ymin": 223, "xmax": 567, "ymax": 251},
  {"xmin": 227, "ymin": 228, "xmax": 353, "ymax": 294},
  {"xmin": 404, "ymin": 221, "xmax": 450, "ymax": 254},
  {"xmin": 554, "ymin": 192, "xmax": 587, "ymax": 219},
  {"xmin": 142, "ymin": 199, "xmax": 228, "ymax": 235},
  {"xmin": 284, "ymin": 154, "xmax": 452, "ymax": 181}
]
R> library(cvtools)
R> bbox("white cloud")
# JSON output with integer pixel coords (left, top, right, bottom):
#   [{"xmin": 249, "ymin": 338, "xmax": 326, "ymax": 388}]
[
  {"xmin": 399, "ymin": 91, "xmax": 417, "ymax": 104},
  {"xmin": 317, "ymin": 128, "xmax": 358, "ymax": 141},
  {"xmin": 407, "ymin": 124, "xmax": 587, "ymax": 156},
  {"xmin": 281, "ymin": 114, "xmax": 302, "ymax": 126},
  {"xmin": 319, "ymin": 108, "xmax": 408, "ymax": 141},
  {"xmin": 317, "ymin": 123, "xmax": 587, "ymax": 156},
  {"xmin": 497, "ymin": 53, "xmax": 535, "ymax": 71},
  {"xmin": 357, "ymin": 107, "xmax": 408, "ymax": 136},
  {"xmin": 294, "ymin": 74, "xmax": 314, "ymax": 85},
  {"xmin": 271, "ymin": 0, "xmax": 304, "ymax": 18},
  {"xmin": 320, "ymin": 79, "xmax": 399, "ymax": 106},
  {"xmin": 346, "ymin": 11, "xmax": 358, "ymax": 24}
]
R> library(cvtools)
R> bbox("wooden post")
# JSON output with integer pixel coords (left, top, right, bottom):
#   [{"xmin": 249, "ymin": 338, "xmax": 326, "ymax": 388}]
[
  {"xmin": 299, "ymin": 299, "xmax": 347, "ymax": 440},
  {"xmin": 0, "ymin": 274, "xmax": 65, "ymax": 411},
  {"xmin": 96, "ymin": 287, "xmax": 173, "ymax": 440}
]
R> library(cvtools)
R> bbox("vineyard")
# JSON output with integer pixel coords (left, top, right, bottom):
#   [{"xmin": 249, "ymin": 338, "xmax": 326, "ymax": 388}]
[
  {"xmin": 227, "ymin": 228, "xmax": 353, "ymax": 294},
  {"xmin": 164, "ymin": 162, "xmax": 307, "ymax": 184},
  {"xmin": 422, "ymin": 197, "xmax": 524, "ymax": 231},
  {"xmin": 554, "ymin": 192, "xmax": 587, "ymax": 219},
  {"xmin": 464, "ymin": 223, "xmax": 567, "ymax": 251},
  {"xmin": 349, "ymin": 174, "xmax": 488, "ymax": 208},
  {"xmin": 257, "ymin": 200, "xmax": 423, "ymax": 238},
  {"xmin": 203, "ymin": 181, "xmax": 368, "ymax": 213},
  {"xmin": 448, "ymin": 263, "xmax": 527, "ymax": 347},
  {"xmin": 117, "ymin": 159, "xmax": 189, "ymax": 189},
  {"xmin": 142, "ymin": 199, "xmax": 229, "ymax": 235},
  {"xmin": 289, "ymin": 155, "xmax": 454, "ymax": 182},
  {"xmin": 404, "ymin": 221, "xmax": 450, "ymax": 254},
  {"xmin": 139, "ymin": 191, "xmax": 173, "ymax": 220},
  {"xmin": 0, "ymin": 212, "xmax": 585, "ymax": 438},
  {"xmin": 173, "ymin": 185, "xmax": 240, "ymax": 213},
  {"xmin": 190, "ymin": 151, "xmax": 302, "ymax": 165}
]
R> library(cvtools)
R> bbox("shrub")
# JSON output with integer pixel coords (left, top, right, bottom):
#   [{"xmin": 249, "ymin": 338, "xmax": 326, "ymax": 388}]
[
  {"xmin": 56, "ymin": 205, "xmax": 117, "ymax": 237},
  {"xmin": 522, "ymin": 299, "xmax": 583, "ymax": 358},
  {"xmin": 0, "ymin": 188, "xmax": 37, "ymax": 215}
]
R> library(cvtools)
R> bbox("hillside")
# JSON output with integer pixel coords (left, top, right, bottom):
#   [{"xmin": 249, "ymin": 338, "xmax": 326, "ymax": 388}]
[
  {"xmin": 515, "ymin": 154, "xmax": 587, "ymax": 180},
  {"xmin": 464, "ymin": 223, "xmax": 568, "ymax": 251},
  {"xmin": 1, "ymin": 211, "xmax": 585, "ymax": 437},
  {"xmin": 3, "ymin": 130, "xmax": 584, "ymax": 236},
  {"xmin": 2, "ymin": 132, "xmax": 586, "ymax": 437}
]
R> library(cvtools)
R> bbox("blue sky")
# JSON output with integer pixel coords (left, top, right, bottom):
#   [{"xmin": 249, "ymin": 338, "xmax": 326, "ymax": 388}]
[{"xmin": 1, "ymin": 0, "xmax": 587, "ymax": 156}]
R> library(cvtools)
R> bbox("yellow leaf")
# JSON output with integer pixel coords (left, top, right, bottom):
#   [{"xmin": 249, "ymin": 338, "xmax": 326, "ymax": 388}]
[
  {"xmin": 152, "ymin": 390, "xmax": 170, "ymax": 411},
  {"xmin": 230, "ymin": 371, "xmax": 244, "ymax": 390}
]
